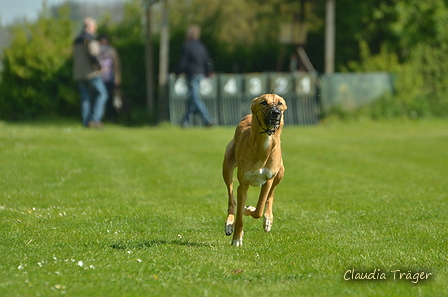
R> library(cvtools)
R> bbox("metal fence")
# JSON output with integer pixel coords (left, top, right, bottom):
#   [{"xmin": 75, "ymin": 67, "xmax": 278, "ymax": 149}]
[
  {"xmin": 168, "ymin": 72, "xmax": 321, "ymax": 126},
  {"xmin": 168, "ymin": 72, "xmax": 394, "ymax": 126},
  {"xmin": 320, "ymin": 72, "xmax": 394, "ymax": 112}
]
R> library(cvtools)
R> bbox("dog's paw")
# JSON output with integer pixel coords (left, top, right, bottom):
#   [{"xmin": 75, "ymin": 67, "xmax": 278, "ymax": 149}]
[
  {"xmin": 263, "ymin": 215, "xmax": 273, "ymax": 233},
  {"xmin": 225, "ymin": 222, "xmax": 234, "ymax": 236},
  {"xmin": 232, "ymin": 239, "xmax": 243, "ymax": 247},
  {"xmin": 244, "ymin": 206, "xmax": 256, "ymax": 216}
]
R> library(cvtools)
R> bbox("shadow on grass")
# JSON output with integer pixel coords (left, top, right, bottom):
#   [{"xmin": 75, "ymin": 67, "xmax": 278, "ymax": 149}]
[{"xmin": 110, "ymin": 239, "xmax": 214, "ymax": 250}]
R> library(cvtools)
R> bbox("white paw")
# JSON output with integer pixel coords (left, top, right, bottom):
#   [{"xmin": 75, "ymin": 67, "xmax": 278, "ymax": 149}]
[
  {"xmin": 232, "ymin": 239, "xmax": 243, "ymax": 246},
  {"xmin": 244, "ymin": 206, "xmax": 256, "ymax": 216},
  {"xmin": 264, "ymin": 215, "xmax": 272, "ymax": 233},
  {"xmin": 225, "ymin": 222, "xmax": 234, "ymax": 236}
]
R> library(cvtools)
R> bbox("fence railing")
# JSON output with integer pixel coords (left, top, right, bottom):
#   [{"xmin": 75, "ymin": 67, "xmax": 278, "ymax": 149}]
[
  {"xmin": 167, "ymin": 72, "xmax": 394, "ymax": 126},
  {"xmin": 320, "ymin": 72, "xmax": 394, "ymax": 112},
  {"xmin": 168, "ymin": 72, "xmax": 320, "ymax": 126}
]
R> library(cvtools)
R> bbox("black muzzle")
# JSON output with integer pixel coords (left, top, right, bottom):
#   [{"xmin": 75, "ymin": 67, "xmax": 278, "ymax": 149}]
[{"xmin": 260, "ymin": 104, "xmax": 282, "ymax": 135}]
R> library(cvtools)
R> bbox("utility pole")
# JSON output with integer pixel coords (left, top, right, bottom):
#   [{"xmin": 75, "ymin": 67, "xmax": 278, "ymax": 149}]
[
  {"xmin": 144, "ymin": 0, "xmax": 170, "ymax": 123},
  {"xmin": 325, "ymin": 0, "xmax": 335, "ymax": 74},
  {"xmin": 158, "ymin": 0, "xmax": 169, "ymax": 122},
  {"xmin": 144, "ymin": 1, "xmax": 155, "ymax": 120}
]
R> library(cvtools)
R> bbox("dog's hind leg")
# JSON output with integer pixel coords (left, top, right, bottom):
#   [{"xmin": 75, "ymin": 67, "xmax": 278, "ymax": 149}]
[
  {"xmin": 244, "ymin": 179, "xmax": 273, "ymax": 220},
  {"xmin": 223, "ymin": 141, "xmax": 237, "ymax": 236}
]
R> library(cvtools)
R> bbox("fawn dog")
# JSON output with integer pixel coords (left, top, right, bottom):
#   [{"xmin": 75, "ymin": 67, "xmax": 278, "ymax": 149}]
[{"xmin": 222, "ymin": 94, "xmax": 287, "ymax": 246}]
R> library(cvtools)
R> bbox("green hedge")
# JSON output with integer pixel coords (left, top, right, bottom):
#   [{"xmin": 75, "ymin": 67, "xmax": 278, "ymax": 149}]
[{"xmin": 0, "ymin": 7, "xmax": 77, "ymax": 120}]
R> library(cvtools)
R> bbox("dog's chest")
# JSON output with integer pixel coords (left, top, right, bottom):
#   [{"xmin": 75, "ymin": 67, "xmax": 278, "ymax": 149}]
[{"xmin": 245, "ymin": 168, "xmax": 275, "ymax": 187}]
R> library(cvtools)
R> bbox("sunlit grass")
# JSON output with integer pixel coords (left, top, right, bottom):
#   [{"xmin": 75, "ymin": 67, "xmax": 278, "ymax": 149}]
[{"xmin": 0, "ymin": 119, "xmax": 447, "ymax": 296}]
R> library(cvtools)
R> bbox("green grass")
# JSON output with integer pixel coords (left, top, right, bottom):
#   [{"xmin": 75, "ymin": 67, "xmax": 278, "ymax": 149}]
[{"xmin": 0, "ymin": 119, "xmax": 447, "ymax": 296}]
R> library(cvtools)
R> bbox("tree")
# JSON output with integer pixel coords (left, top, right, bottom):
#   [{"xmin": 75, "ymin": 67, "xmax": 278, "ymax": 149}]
[{"xmin": 345, "ymin": 0, "xmax": 448, "ymax": 117}]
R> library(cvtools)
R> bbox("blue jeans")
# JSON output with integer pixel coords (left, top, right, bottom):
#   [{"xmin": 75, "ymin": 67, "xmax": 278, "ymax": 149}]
[
  {"xmin": 77, "ymin": 76, "xmax": 108, "ymax": 126},
  {"xmin": 183, "ymin": 74, "xmax": 213, "ymax": 125}
]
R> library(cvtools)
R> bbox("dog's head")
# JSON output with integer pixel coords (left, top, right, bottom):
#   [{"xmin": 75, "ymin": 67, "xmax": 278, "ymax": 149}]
[{"xmin": 251, "ymin": 94, "xmax": 287, "ymax": 135}]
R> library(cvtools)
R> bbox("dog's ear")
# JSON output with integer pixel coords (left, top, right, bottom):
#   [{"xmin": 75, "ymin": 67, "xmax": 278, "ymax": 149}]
[
  {"xmin": 282, "ymin": 99, "xmax": 288, "ymax": 111},
  {"xmin": 277, "ymin": 95, "xmax": 287, "ymax": 111},
  {"xmin": 251, "ymin": 96, "xmax": 261, "ymax": 114}
]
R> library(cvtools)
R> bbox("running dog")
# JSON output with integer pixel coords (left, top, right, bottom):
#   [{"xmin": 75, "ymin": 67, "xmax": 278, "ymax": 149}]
[{"xmin": 222, "ymin": 94, "xmax": 287, "ymax": 246}]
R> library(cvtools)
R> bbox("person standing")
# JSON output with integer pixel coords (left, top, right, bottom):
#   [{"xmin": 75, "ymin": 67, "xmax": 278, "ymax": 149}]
[
  {"xmin": 177, "ymin": 24, "xmax": 214, "ymax": 127},
  {"xmin": 73, "ymin": 17, "xmax": 108, "ymax": 128},
  {"xmin": 99, "ymin": 34, "xmax": 122, "ymax": 123}
]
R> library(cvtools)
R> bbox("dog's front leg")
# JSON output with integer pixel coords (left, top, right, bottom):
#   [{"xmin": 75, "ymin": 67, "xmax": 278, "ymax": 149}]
[
  {"xmin": 264, "ymin": 169, "xmax": 283, "ymax": 232},
  {"xmin": 232, "ymin": 183, "xmax": 249, "ymax": 246},
  {"xmin": 223, "ymin": 141, "xmax": 237, "ymax": 236},
  {"xmin": 224, "ymin": 176, "xmax": 236, "ymax": 236},
  {"xmin": 264, "ymin": 167, "xmax": 284, "ymax": 232},
  {"xmin": 263, "ymin": 187, "xmax": 276, "ymax": 233}
]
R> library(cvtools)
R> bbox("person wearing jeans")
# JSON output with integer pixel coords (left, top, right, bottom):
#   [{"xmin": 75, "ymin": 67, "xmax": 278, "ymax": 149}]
[
  {"xmin": 184, "ymin": 74, "xmax": 213, "ymax": 126},
  {"xmin": 77, "ymin": 76, "xmax": 107, "ymax": 127},
  {"xmin": 177, "ymin": 25, "xmax": 214, "ymax": 127},
  {"xmin": 73, "ymin": 17, "xmax": 108, "ymax": 128}
]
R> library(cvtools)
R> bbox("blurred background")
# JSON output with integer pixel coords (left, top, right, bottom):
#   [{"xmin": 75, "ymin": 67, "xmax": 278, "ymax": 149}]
[{"xmin": 1, "ymin": 0, "xmax": 447, "ymax": 124}]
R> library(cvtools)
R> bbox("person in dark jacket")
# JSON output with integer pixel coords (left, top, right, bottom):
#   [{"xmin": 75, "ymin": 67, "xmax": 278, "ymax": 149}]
[
  {"xmin": 73, "ymin": 17, "xmax": 108, "ymax": 128},
  {"xmin": 177, "ymin": 25, "xmax": 214, "ymax": 127}
]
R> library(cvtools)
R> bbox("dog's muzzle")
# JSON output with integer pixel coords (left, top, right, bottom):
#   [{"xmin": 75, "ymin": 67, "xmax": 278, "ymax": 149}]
[
  {"xmin": 259, "ymin": 105, "xmax": 282, "ymax": 135},
  {"xmin": 266, "ymin": 107, "xmax": 282, "ymax": 128}
]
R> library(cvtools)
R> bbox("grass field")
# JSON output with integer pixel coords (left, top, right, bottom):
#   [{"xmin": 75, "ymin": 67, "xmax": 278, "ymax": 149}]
[{"xmin": 0, "ymin": 119, "xmax": 447, "ymax": 296}]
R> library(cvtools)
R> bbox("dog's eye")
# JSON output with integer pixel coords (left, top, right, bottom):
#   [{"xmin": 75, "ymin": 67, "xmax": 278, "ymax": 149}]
[
  {"xmin": 277, "ymin": 102, "xmax": 283, "ymax": 106},
  {"xmin": 261, "ymin": 101, "xmax": 268, "ymax": 106}
]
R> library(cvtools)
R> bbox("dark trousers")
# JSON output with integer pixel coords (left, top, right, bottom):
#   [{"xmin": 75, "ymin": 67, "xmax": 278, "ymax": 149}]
[{"xmin": 105, "ymin": 82, "xmax": 118, "ymax": 122}]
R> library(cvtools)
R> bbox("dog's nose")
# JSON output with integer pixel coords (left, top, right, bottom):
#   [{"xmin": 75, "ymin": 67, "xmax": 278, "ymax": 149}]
[{"xmin": 270, "ymin": 108, "xmax": 281, "ymax": 119}]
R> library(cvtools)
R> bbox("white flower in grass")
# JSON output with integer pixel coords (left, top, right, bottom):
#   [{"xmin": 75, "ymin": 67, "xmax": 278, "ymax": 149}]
[{"xmin": 77, "ymin": 261, "xmax": 84, "ymax": 267}]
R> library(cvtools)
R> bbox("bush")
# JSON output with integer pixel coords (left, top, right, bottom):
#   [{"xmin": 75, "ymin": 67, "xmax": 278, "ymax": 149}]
[
  {"xmin": 343, "ymin": 40, "xmax": 448, "ymax": 119},
  {"xmin": 0, "ymin": 5, "xmax": 77, "ymax": 120}
]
